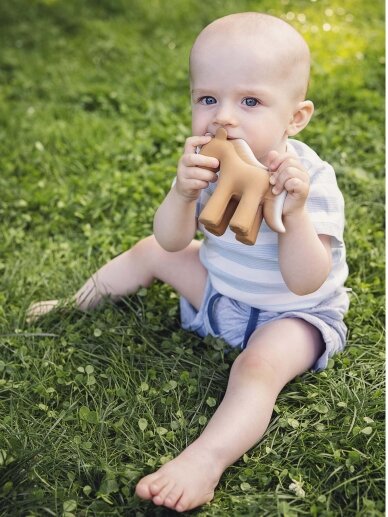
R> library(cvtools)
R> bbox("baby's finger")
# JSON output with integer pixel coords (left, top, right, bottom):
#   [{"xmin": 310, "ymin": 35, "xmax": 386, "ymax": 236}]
[
  {"xmin": 184, "ymin": 134, "xmax": 213, "ymax": 153},
  {"xmin": 269, "ymin": 170, "xmax": 278, "ymax": 186},
  {"xmin": 268, "ymin": 151, "xmax": 295, "ymax": 172},
  {"xmin": 183, "ymin": 176, "xmax": 215, "ymax": 191},
  {"xmin": 283, "ymin": 177, "xmax": 309, "ymax": 197},
  {"xmin": 184, "ymin": 167, "xmax": 218, "ymax": 183},
  {"xmin": 276, "ymin": 157, "xmax": 303, "ymax": 174},
  {"xmin": 182, "ymin": 152, "xmax": 219, "ymax": 170},
  {"xmin": 267, "ymin": 150, "xmax": 279, "ymax": 170},
  {"xmin": 190, "ymin": 179, "xmax": 210, "ymax": 190},
  {"xmin": 272, "ymin": 166, "xmax": 306, "ymax": 195}
]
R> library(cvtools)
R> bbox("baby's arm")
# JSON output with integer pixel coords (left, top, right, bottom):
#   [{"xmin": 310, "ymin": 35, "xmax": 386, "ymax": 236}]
[
  {"xmin": 153, "ymin": 135, "xmax": 218, "ymax": 251},
  {"xmin": 267, "ymin": 151, "xmax": 331, "ymax": 295}
]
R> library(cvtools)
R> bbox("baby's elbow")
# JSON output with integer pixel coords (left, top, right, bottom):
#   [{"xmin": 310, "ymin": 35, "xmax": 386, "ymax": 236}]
[
  {"xmin": 286, "ymin": 274, "xmax": 329, "ymax": 296},
  {"xmin": 154, "ymin": 238, "xmax": 179, "ymax": 253},
  {"xmin": 289, "ymin": 283, "xmax": 321, "ymax": 296},
  {"xmin": 153, "ymin": 233, "xmax": 186, "ymax": 253}
]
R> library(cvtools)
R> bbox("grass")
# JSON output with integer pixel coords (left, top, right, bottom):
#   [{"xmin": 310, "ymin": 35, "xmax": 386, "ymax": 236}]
[{"xmin": 0, "ymin": 0, "xmax": 385, "ymax": 515}]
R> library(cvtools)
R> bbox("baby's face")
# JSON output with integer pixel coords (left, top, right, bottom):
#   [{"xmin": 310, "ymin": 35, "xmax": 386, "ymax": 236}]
[{"xmin": 190, "ymin": 40, "xmax": 300, "ymax": 165}]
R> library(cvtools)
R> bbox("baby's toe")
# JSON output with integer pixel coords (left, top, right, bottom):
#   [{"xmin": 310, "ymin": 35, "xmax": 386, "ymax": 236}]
[
  {"xmin": 176, "ymin": 488, "xmax": 214, "ymax": 512},
  {"xmin": 152, "ymin": 481, "xmax": 175, "ymax": 506},
  {"xmin": 175, "ymin": 491, "xmax": 193, "ymax": 513},
  {"xmin": 175, "ymin": 498, "xmax": 188, "ymax": 513},
  {"xmin": 27, "ymin": 300, "xmax": 58, "ymax": 322},
  {"xmin": 135, "ymin": 474, "xmax": 162, "ymax": 500},
  {"xmin": 135, "ymin": 480, "xmax": 151, "ymax": 500},
  {"xmin": 164, "ymin": 485, "xmax": 184, "ymax": 509},
  {"xmin": 149, "ymin": 476, "xmax": 170, "ymax": 496}
]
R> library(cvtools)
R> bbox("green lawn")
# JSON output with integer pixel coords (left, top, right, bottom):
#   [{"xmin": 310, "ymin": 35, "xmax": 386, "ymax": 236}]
[{"xmin": 0, "ymin": 0, "xmax": 385, "ymax": 515}]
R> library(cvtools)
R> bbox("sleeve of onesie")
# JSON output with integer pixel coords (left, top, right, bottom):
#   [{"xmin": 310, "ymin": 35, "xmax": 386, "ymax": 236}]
[{"xmin": 305, "ymin": 161, "xmax": 346, "ymax": 248}]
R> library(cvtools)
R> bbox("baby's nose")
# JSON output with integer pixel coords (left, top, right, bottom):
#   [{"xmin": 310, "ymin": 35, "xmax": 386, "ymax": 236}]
[{"xmin": 214, "ymin": 103, "xmax": 237, "ymax": 127}]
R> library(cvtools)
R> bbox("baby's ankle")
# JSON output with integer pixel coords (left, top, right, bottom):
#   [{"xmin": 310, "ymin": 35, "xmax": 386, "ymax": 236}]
[{"xmin": 181, "ymin": 441, "xmax": 228, "ymax": 477}]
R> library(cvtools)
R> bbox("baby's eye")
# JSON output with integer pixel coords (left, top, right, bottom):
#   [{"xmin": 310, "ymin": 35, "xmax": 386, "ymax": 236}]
[
  {"xmin": 242, "ymin": 97, "xmax": 260, "ymax": 107},
  {"xmin": 199, "ymin": 96, "xmax": 217, "ymax": 105}
]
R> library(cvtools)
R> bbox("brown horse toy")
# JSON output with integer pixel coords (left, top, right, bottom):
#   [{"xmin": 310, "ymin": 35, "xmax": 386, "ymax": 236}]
[{"xmin": 198, "ymin": 127, "xmax": 286, "ymax": 245}]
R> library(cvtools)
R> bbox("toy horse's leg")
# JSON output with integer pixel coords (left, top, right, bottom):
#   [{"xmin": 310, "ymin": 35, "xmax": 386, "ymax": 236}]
[
  {"xmin": 235, "ymin": 205, "xmax": 263, "ymax": 245},
  {"xmin": 228, "ymin": 164, "xmax": 269, "ymax": 237},
  {"xmin": 229, "ymin": 190, "xmax": 261, "ymax": 236},
  {"xmin": 203, "ymin": 197, "xmax": 239, "ymax": 236},
  {"xmin": 198, "ymin": 177, "xmax": 236, "ymax": 232}
]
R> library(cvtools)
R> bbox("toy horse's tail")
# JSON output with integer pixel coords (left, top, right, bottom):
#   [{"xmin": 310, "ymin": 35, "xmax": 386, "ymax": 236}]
[{"xmin": 263, "ymin": 190, "xmax": 286, "ymax": 233}]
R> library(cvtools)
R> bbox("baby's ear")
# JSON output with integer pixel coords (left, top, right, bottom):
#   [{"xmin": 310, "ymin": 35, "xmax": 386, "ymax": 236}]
[{"xmin": 287, "ymin": 100, "xmax": 314, "ymax": 136}]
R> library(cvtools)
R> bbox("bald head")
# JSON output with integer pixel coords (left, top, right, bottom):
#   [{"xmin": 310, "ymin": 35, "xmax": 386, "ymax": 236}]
[{"xmin": 190, "ymin": 12, "xmax": 311, "ymax": 100}]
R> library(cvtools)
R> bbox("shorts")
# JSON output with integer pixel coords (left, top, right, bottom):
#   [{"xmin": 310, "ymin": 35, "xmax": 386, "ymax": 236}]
[{"xmin": 180, "ymin": 278, "xmax": 349, "ymax": 371}]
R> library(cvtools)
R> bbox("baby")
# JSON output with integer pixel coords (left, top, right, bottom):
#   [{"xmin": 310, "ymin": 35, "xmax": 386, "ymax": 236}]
[{"xmin": 29, "ymin": 12, "xmax": 349, "ymax": 513}]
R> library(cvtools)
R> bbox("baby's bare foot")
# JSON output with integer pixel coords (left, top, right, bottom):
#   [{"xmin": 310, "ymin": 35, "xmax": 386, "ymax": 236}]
[
  {"xmin": 135, "ymin": 446, "xmax": 223, "ymax": 512},
  {"xmin": 27, "ymin": 300, "xmax": 60, "ymax": 322}
]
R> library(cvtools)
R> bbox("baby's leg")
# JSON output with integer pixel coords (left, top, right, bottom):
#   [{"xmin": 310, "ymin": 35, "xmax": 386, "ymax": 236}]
[
  {"xmin": 28, "ymin": 236, "xmax": 207, "ymax": 318},
  {"xmin": 136, "ymin": 318, "xmax": 323, "ymax": 512}
]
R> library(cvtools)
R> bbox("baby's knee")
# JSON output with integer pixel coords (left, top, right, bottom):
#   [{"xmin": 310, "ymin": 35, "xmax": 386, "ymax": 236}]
[
  {"xmin": 132, "ymin": 235, "xmax": 161, "ymax": 261},
  {"xmin": 132, "ymin": 234, "xmax": 179, "ymax": 275},
  {"xmin": 232, "ymin": 348, "xmax": 278, "ymax": 382}
]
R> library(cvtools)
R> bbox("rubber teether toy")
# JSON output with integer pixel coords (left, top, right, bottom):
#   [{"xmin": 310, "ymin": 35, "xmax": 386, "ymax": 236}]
[{"xmin": 198, "ymin": 127, "xmax": 287, "ymax": 245}]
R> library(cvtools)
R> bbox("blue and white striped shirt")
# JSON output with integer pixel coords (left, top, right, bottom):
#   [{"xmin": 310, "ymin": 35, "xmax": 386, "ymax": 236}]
[{"xmin": 196, "ymin": 139, "xmax": 348, "ymax": 311}]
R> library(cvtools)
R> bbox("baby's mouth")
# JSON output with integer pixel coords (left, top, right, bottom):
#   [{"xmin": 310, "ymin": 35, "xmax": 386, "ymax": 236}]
[{"xmin": 205, "ymin": 131, "xmax": 238, "ymax": 140}]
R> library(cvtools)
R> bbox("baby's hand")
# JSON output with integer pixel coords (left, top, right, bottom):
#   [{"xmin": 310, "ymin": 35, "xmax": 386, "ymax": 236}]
[
  {"xmin": 267, "ymin": 150, "xmax": 309, "ymax": 216},
  {"xmin": 175, "ymin": 135, "xmax": 219, "ymax": 201}
]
